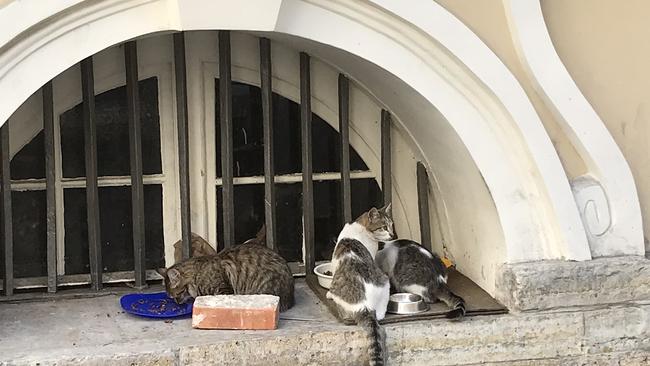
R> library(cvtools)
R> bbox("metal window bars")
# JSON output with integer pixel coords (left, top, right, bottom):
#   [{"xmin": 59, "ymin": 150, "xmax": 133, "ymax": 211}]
[
  {"xmin": 80, "ymin": 56, "xmax": 103, "ymax": 291},
  {"xmin": 125, "ymin": 41, "xmax": 147, "ymax": 289},
  {"xmin": 174, "ymin": 33, "xmax": 192, "ymax": 261},
  {"xmin": 0, "ymin": 31, "xmax": 437, "ymax": 296},
  {"xmin": 260, "ymin": 37, "xmax": 277, "ymax": 252}
]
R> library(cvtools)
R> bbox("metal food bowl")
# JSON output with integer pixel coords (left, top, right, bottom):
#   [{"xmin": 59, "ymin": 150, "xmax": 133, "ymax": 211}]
[{"xmin": 387, "ymin": 293, "xmax": 429, "ymax": 314}]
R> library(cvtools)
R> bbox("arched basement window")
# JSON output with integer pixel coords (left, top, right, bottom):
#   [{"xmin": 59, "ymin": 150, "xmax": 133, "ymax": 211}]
[{"xmin": 0, "ymin": 30, "xmax": 505, "ymax": 324}]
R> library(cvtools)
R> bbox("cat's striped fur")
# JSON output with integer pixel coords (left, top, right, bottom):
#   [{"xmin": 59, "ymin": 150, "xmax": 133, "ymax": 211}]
[{"xmin": 157, "ymin": 228, "xmax": 295, "ymax": 312}]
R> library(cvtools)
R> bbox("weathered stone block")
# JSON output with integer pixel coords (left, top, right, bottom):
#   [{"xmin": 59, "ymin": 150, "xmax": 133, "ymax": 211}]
[
  {"xmin": 178, "ymin": 329, "xmax": 370, "ymax": 365},
  {"xmin": 479, "ymin": 352, "xmax": 650, "ymax": 365},
  {"xmin": 4, "ymin": 352, "xmax": 177, "ymax": 366},
  {"xmin": 391, "ymin": 311, "xmax": 585, "ymax": 365},
  {"xmin": 496, "ymin": 256, "xmax": 650, "ymax": 312}
]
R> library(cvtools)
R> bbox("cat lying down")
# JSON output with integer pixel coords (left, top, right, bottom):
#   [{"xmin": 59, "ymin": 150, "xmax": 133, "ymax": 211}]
[{"xmin": 159, "ymin": 227, "xmax": 295, "ymax": 312}]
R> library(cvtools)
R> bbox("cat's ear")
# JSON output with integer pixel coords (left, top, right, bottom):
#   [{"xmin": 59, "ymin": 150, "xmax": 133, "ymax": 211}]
[
  {"xmin": 381, "ymin": 203, "xmax": 392, "ymax": 217},
  {"xmin": 167, "ymin": 268, "xmax": 182, "ymax": 287},
  {"xmin": 202, "ymin": 243, "xmax": 217, "ymax": 256},
  {"xmin": 368, "ymin": 207, "xmax": 380, "ymax": 221},
  {"xmin": 156, "ymin": 267, "xmax": 168, "ymax": 277},
  {"xmin": 255, "ymin": 224, "xmax": 266, "ymax": 243}
]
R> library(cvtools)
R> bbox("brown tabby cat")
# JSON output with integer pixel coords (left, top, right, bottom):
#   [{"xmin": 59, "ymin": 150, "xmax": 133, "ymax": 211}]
[
  {"xmin": 173, "ymin": 233, "xmax": 218, "ymax": 264},
  {"xmin": 157, "ymin": 227, "xmax": 295, "ymax": 311}
]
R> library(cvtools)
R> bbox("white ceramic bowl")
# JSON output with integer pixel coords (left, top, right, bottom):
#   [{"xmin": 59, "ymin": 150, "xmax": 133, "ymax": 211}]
[{"xmin": 313, "ymin": 262, "xmax": 333, "ymax": 289}]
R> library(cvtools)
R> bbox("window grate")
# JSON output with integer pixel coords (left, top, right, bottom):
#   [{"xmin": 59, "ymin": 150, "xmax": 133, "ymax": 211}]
[
  {"xmin": 81, "ymin": 56, "xmax": 103, "ymax": 291},
  {"xmin": 417, "ymin": 161, "xmax": 432, "ymax": 251},
  {"xmin": 300, "ymin": 52, "xmax": 316, "ymax": 279},
  {"xmin": 381, "ymin": 109, "xmax": 392, "ymax": 207},
  {"xmin": 125, "ymin": 40, "xmax": 146, "ymax": 289},
  {"xmin": 1, "ymin": 31, "xmax": 402, "ymax": 296},
  {"xmin": 43, "ymin": 81, "xmax": 57, "ymax": 293},
  {"xmin": 174, "ymin": 32, "xmax": 192, "ymax": 261},
  {"xmin": 1, "ymin": 123, "xmax": 14, "ymax": 296},
  {"xmin": 338, "ymin": 74, "xmax": 352, "ymax": 223},
  {"xmin": 219, "ymin": 30, "xmax": 235, "ymax": 249},
  {"xmin": 260, "ymin": 37, "xmax": 276, "ymax": 252}
]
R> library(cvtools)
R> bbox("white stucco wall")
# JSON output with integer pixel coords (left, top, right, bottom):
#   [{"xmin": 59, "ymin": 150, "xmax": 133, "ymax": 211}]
[
  {"xmin": 542, "ymin": 0, "xmax": 650, "ymax": 255},
  {"xmin": 433, "ymin": 0, "xmax": 645, "ymax": 258}
]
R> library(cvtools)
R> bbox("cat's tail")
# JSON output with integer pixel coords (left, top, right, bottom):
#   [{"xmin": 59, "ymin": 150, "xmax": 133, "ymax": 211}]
[
  {"xmin": 430, "ymin": 284, "xmax": 466, "ymax": 320},
  {"xmin": 356, "ymin": 308, "xmax": 386, "ymax": 366}
]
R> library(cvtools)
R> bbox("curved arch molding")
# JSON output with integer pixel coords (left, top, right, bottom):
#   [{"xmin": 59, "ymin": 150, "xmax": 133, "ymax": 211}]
[
  {"xmin": 503, "ymin": 0, "xmax": 644, "ymax": 257},
  {"xmin": 0, "ymin": 0, "xmax": 594, "ymax": 281}
]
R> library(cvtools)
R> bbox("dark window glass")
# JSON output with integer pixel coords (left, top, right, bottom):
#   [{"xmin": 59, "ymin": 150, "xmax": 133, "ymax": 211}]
[
  {"xmin": 11, "ymin": 131, "xmax": 45, "ymax": 180},
  {"xmin": 12, "ymin": 190, "xmax": 47, "ymax": 278},
  {"xmin": 313, "ymin": 180, "xmax": 342, "ymax": 261},
  {"xmin": 350, "ymin": 178, "xmax": 384, "ymax": 221},
  {"xmin": 215, "ymin": 179, "xmax": 381, "ymax": 263},
  {"xmin": 215, "ymin": 80, "xmax": 368, "ymax": 177},
  {"xmin": 313, "ymin": 178, "xmax": 383, "ymax": 261},
  {"xmin": 216, "ymin": 84, "xmax": 264, "ymax": 177},
  {"xmin": 310, "ymin": 114, "xmax": 369, "ymax": 174},
  {"xmin": 60, "ymin": 77, "xmax": 162, "ymax": 178},
  {"xmin": 216, "ymin": 184, "xmax": 303, "ymax": 262},
  {"xmin": 274, "ymin": 183, "xmax": 303, "ymax": 261},
  {"xmin": 272, "ymin": 93, "xmax": 302, "ymax": 175},
  {"xmin": 64, "ymin": 185, "xmax": 165, "ymax": 275},
  {"xmin": 217, "ymin": 184, "xmax": 265, "ymax": 249}
]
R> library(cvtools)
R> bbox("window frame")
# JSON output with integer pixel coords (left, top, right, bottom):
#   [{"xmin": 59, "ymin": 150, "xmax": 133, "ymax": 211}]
[{"xmin": 8, "ymin": 59, "xmax": 180, "ymax": 285}]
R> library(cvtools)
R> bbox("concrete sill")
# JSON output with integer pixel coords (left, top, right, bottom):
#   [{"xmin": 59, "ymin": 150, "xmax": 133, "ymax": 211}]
[{"xmin": 1, "ymin": 279, "xmax": 648, "ymax": 365}]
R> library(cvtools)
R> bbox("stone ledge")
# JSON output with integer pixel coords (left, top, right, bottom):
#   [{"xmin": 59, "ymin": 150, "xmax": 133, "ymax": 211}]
[
  {"xmin": 477, "ymin": 352, "xmax": 650, "ymax": 366},
  {"xmin": 3, "ymin": 304, "xmax": 649, "ymax": 366},
  {"xmin": 495, "ymin": 256, "xmax": 650, "ymax": 312}
]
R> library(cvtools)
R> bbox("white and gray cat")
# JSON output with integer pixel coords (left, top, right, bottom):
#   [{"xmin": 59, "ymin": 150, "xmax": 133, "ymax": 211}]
[
  {"xmin": 376, "ymin": 239, "xmax": 466, "ymax": 319},
  {"xmin": 326, "ymin": 205, "xmax": 394, "ymax": 366},
  {"xmin": 327, "ymin": 238, "xmax": 390, "ymax": 366}
]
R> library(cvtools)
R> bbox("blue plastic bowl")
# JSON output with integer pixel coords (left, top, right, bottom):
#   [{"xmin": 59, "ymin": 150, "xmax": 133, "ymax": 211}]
[{"xmin": 120, "ymin": 292, "xmax": 193, "ymax": 318}]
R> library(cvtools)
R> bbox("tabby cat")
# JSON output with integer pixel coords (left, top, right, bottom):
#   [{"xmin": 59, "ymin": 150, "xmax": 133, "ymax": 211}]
[
  {"xmin": 375, "ymin": 239, "xmax": 466, "ymax": 319},
  {"xmin": 335, "ymin": 204, "xmax": 395, "ymax": 261},
  {"xmin": 327, "ymin": 227, "xmax": 391, "ymax": 365},
  {"xmin": 157, "ymin": 228, "xmax": 295, "ymax": 312}
]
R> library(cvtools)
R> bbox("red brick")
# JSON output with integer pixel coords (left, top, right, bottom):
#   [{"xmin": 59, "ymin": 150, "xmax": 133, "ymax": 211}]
[{"xmin": 191, "ymin": 295, "xmax": 279, "ymax": 330}]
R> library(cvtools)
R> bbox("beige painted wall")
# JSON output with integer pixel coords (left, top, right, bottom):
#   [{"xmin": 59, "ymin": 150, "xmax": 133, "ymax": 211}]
[
  {"xmin": 541, "ymin": 0, "xmax": 650, "ymax": 252},
  {"xmin": 434, "ymin": 0, "xmax": 587, "ymax": 180}
]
